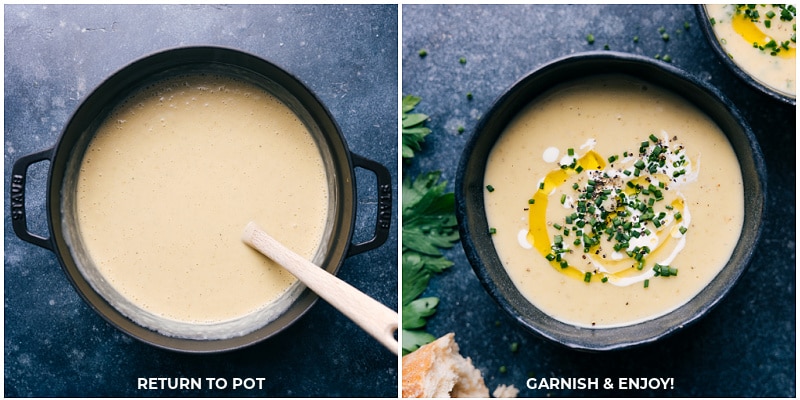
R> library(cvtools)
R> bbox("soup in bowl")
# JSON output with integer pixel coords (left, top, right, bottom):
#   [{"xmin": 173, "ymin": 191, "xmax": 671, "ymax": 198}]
[
  {"xmin": 456, "ymin": 52, "xmax": 765, "ymax": 351},
  {"xmin": 697, "ymin": 4, "xmax": 796, "ymax": 104}
]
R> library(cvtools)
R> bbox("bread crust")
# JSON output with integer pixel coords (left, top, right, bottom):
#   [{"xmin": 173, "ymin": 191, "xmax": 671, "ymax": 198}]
[{"xmin": 401, "ymin": 333, "xmax": 489, "ymax": 398}]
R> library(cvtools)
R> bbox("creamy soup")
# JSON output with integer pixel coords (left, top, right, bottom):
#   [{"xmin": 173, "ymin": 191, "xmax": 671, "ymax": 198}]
[
  {"xmin": 484, "ymin": 75, "xmax": 744, "ymax": 328},
  {"xmin": 705, "ymin": 4, "xmax": 796, "ymax": 97},
  {"xmin": 70, "ymin": 74, "xmax": 329, "ymax": 339}
]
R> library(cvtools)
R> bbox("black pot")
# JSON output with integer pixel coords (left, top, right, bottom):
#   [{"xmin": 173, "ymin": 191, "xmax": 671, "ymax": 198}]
[
  {"xmin": 456, "ymin": 51, "xmax": 766, "ymax": 351},
  {"xmin": 695, "ymin": 5, "xmax": 796, "ymax": 105},
  {"xmin": 10, "ymin": 46, "xmax": 392, "ymax": 353}
]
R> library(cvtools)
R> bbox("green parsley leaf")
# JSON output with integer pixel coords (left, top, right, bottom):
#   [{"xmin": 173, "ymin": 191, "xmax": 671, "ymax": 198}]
[
  {"xmin": 401, "ymin": 172, "xmax": 458, "ymax": 354},
  {"xmin": 401, "ymin": 329, "xmax": 437, "ymax": 355},
  {"xmin": 402, "ymin": 297, "xmax": 439, "ymax": 329},
  {"xmin": 402, "ymin": 95, "xmax": 431, "ymax": 159},
  {"xmin": 402, "ymin": 172, "xmax": 459, "ymax": 255},
  {"xmin": 400, "ymin": 98, "xmax": 459, "ymax": 354}
]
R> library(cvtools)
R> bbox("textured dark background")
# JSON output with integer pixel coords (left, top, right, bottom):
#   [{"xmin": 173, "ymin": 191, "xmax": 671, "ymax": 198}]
[
  {"xmin": 402, "ymin": 4, "xmax": 794, "ymax": 398},
  {"xmin": 5, "ymin": 4, "xmax": 397, "ymax": 397}
]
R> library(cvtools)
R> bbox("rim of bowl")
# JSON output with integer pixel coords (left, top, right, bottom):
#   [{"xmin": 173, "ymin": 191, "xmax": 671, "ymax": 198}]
[
  {"xmin": 694, "ymin": 4, "xmax": 796, "ymax": 106},
  {"xmin": 455, "ymin": 51, "xmax": 767, "ymax": 351}
]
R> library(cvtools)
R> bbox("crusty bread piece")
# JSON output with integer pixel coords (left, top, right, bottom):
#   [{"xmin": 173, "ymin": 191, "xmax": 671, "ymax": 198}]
[
  {"xmin": 492, "ymin": 384, "xmax": 519, "ymax": 398},
  {"xmin": 402, "ymin": 333, "xmax": 490, "ymax": 398}
]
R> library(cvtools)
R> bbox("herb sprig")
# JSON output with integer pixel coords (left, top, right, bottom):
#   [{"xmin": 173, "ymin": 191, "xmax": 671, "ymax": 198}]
[
  {"xmin": 401, "ymin": 96, "xmax": 459, "ymax": 355},
  {"xmin": 402, "ymin": 95, "xmax": 431, "ymax": 160}
]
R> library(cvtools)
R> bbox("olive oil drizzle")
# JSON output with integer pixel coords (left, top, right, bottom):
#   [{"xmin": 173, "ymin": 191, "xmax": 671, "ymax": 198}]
[{"xmin": 525, "ymin": 136, "xmax": 694, "ymax": 286}]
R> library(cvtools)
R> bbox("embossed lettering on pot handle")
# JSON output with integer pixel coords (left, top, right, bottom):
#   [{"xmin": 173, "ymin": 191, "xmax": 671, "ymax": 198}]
[
  {"xmin": 10, "ymin": 148, "xmax": 54, "ymax": 251},
  {"xmin": 347, "ymin": 153, "xmax": 392, "ymax": 257}
]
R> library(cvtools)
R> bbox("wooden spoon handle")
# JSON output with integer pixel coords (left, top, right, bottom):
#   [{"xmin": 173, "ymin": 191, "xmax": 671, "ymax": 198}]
[{"xmin": 242, "ymin": 222, "xmax": 398, "ymax": 355}]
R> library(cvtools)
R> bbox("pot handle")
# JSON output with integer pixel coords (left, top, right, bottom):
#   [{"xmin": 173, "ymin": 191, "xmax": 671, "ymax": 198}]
[
  {"xmin": 347, "ymin": 153, "xmax": 392, "ymax": 257},
  {"xmin": 10, "ymin": 148, "xmax": 54, "ymax": 251}
]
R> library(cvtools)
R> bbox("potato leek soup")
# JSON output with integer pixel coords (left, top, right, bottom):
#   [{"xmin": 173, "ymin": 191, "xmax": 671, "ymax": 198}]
[
  {"xmin": 73, "ymin": 73, "xmax": 329, "ymax": 339},
  {"xmin": 483, "ymin": 75, "xmax": 744, "ymax": 328},
  {"xmin": 705, "ymin": 4, "xmax": 796, "ymax": 97}
]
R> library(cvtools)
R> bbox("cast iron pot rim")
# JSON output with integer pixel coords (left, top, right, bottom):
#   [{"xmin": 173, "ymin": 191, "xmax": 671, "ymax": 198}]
[
  {"xmin": 455, "ymin": 50, "xmax": 767, "ymax": 352},
  {"xmin": 14, "ymin": 45, "xmax": 388, "ymax": 354},
  {"xmin": 694, "ymin": 4, "xmax": 796, "ymax": 106}
]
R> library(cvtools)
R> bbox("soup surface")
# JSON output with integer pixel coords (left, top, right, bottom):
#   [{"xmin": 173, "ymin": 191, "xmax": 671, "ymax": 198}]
[
  {"xmin": 484, "ymin": 74, "xmax": 744, "ymax": 328},
  {"xmin": 705, "ymin": 4, "xmax": 796, "ymax": 97},
  {"xmin": 73, "ymin": 73, "xmax": 329, "ymax": 338}
]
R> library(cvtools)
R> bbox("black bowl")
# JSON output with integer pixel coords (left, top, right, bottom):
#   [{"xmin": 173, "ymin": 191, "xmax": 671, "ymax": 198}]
[
  {"xmin": 455, "ymin": 51, "xmax": 766, "ymax": 351},
  {"xmin": 695, "ymin": 5, "xmax": 796, "ymax": 105}
]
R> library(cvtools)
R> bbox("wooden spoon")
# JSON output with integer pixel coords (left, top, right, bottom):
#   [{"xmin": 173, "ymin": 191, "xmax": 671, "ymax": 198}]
[{"xmin": 242, "ymin": 221, "xmax": 398, "ymax": 355}]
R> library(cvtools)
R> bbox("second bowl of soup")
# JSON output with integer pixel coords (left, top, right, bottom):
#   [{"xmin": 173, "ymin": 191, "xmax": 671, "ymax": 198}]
[{"xmin": 696, "ymin": 4, "xmax": 796, "ymax": 105}]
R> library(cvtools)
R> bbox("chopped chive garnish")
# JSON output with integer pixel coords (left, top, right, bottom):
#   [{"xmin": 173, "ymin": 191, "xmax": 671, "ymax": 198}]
[
  {"xmin": 486, "ymin": 184, "xmax": 495, "ymax": 192},
  {"xmin": 644, "ymin": 279, "xmax": 649, "ymax": 288},
  {"xmin": 584, "ymin": 272, "xmax": 592, "ymax": 282},
  {"xmin": 489, "ymin": 227, "xmax": 497, "ymax": 234},
  {"xmin": 535, "ymin": 138, "xmax": 694, "ymax": 284}
]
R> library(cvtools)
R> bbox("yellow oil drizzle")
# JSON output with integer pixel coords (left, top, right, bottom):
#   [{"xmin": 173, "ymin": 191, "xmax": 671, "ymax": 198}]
[
  {"xmin": 527, "ymin": 152, "xmax": 688, "ymax": 283},
  {"xmin": 732, "ymin": 12, "xmax": 796, "ymax": 59},
  {"xmin": 527, "ymin": 150, "xmax": 605, "ymax": 281},
  {"xmin": 587, "ymin": 196, "xmax": 686, "ymax": 278}
]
